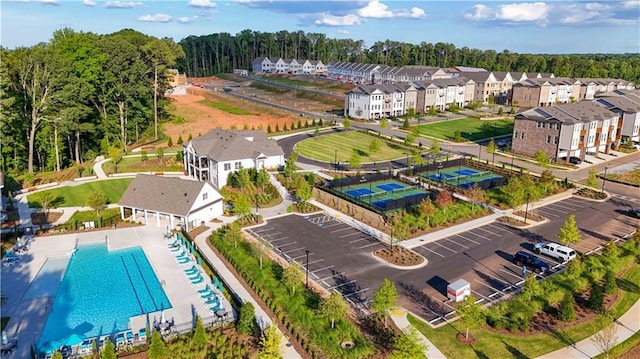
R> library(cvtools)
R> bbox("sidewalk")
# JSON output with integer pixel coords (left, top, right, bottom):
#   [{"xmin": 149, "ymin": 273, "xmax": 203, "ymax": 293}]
[
  {"xmin": 193, "ymin": 226, "xmax": 302, "ymax": 359},
  {"xmin": 536, "ymin": 299, "xmax": 640, "ymax": 359},
  {"xmin": 390, "ymin": 308, "xmax": 447, "ymax": 359}
]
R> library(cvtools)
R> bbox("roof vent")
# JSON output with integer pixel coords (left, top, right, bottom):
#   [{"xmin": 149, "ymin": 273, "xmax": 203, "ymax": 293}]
[{"xmin": 184, "ymin": 193, "xmax": 188, "ymax": 196}]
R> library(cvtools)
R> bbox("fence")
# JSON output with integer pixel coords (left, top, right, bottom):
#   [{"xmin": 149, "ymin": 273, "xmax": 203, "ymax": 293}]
[{"xmin": 328, "ymin": 171, "xmax": 394, "ymax": 189}]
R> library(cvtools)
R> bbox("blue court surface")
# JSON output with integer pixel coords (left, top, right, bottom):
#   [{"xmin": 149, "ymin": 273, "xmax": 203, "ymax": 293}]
[
  {"xmin": 376, "ymin": 183, "xmax": 405, "ymax": 191},
  {"xmin": 455, "ymin": 169, "xmax": 479, "ymax": 176},
  {"xmin": 426, "ymin": 173, "xmax": 456, "ymax": 181},
  {"xmin": 344, "ymin": 188, "xmax": 374, "ymax": 197}
]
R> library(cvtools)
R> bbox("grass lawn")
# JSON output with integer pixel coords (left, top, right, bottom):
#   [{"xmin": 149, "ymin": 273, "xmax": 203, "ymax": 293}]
[
  {"xmin": 413, "ymin": 118, "xmax": 514, "ymax": 141},
  {"xmin": 409, "ymin": 264, "xmax": 640, "ymax": 359},
  {"xmin": 27, "ymin": 178, "xmax": 133, "ymax": 208},
  {"xmin": 295, "ymin": 131, "xmax": 413, "ymax": 162},
  {"xmin": 197, "ymin": 99, "xmax": 254, "ymax": 115},
  {"xmin": 257, "ymin": 75, "xmax": 349, "ymax": 92},
  {"xmin": 594, "ymin": 330, "xmax": 640, "ymax": 359}
]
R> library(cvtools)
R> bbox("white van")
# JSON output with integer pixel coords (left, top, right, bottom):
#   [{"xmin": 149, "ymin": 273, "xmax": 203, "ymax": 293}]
[{"xmin": 534, "ymin": 242, "xmax": 577, "ymax": 262}]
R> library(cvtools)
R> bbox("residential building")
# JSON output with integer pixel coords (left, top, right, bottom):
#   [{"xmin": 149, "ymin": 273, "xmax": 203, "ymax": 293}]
[
  {"xmin": 284, "ymin": 59, "xmax": 302, "ymax": 74},
  {"xmin": 512, "ymin": 102, "xmax": 621, "ymax": 162},
  {"xmin": 595, "ymin": 90, "xmax": 640, "ymax": 142},
  {"xmin": 301, "ymin": 60, "xmax": 327, "ymax": 75},
  {"xmin": 413, "ymin": 78, "xmax": 474, "ymax": 112},
  {"xmin": 273, "ymin": 58, "xmax": 289, "ymax": 73},
  {"xmin": 183, "ymin": 129, "xmax": 285, "ymax": 189},
  {"xmin": 119, "ymin": 174, "xmax": 224, "ymax": 231},
  {"xmin": 345, "ymin": 84, "xmax": 405, "ymax": 120},
  {"xmin": 511, "ymin": 77, "xmax": 581, "ymax": 107},
  {"xmin": 458, "ymin": 71, "xmax": 500, "ymax": 104},
  {"xmin": 252, "ymin": 57, "xmax": 274, "ymax": 73}
]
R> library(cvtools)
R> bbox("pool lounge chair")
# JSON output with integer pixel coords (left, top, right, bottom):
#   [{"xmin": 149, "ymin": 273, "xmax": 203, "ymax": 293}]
[
  {"xmin": 197, "ymin": 285, "xmax": 212, "ymax": 295},
  {"xmin": 177, "ymin": 257, "xmax": 191, "ymax": 265},
  {"xmin": 184, "ymin": 265, "xmax": 198, "ymax": 274},
  {"xmin": 204, "ymin": 296, "xmax": 219, "ymax": 306},
  {"xmin": 167, "ymin": 239, "xmax": 179, "ymax": 247},
  {"xmin": 188, "ymin": 271, "xmax": 202, "ymax": 280},
  {"xmin": 208, "ymin": 302, "xmax": 222, "ymax": 313},
  {"xmin": 200, "ymin": 291, "xmax": 216, "ymax": 300},
  {"xmin": 191, "ymin": 276, "xmax": 204, "ymax": 286},
  {"xmin": 138, "ymin": 328, "xmax": 147, "ymax": 342},
  {"xmin": 189, "ymin": 273, "xmax": 203, "ymax": 282},
  {"xmin": 175, "ymin": 251, "xmax": 188, "ymax": 259},
  {"xmin": 116, "ymin": 333, "xmax": 125, "ymax": 347},
  {"xmin": 125, "ymin": 331, "xmax": 133, "ymax": 344}
]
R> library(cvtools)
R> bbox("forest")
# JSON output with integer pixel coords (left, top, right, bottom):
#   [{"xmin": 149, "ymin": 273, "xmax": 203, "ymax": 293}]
[
  {"xmin": 178, "ymin": 29, "xmax": 640, "ymax": 83},
  {"xmin": 0, "ymin": 28, "xmax": 184, "ymax": 177}
]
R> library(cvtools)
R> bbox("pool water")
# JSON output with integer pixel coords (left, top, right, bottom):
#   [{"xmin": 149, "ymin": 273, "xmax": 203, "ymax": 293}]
[{"xmin": 37, "ymin": 243, "xmax": 171, "ymax": 351}]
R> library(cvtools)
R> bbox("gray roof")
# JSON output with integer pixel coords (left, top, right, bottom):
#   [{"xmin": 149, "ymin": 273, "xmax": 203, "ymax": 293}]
[
  {"xmin": 187, "ymin": 129, "xmax": 284, "ymax": 162},
  {"xmin": 119, "ymin": 175, "xmax": 220, "ymax": 216},
  {"xmin": 452, "ymin": 66, "xmax": 487, "ymax": 72},
  {"xmin": 554, "ymin": 101, "xmax": 618, "ymax": 122},
  {"xmin": 596, "ymin": 97, "xmax": 640, "ymax": 113},
  {"xmin": 458, "ymin": 71, "xmax": 493, "ymax": 82}
]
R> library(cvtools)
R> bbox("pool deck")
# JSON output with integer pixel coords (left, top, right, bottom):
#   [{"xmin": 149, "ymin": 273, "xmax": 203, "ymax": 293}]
[{"xmin": 1, "ymin": 225, "xmax": 233, "ymax": 358}]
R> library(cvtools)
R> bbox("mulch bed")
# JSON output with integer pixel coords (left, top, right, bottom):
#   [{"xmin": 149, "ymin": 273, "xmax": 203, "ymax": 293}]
[
  {"xmin": 575, "ymin": 188, "xmax": 608, "ymax": 200},
  {"xmin": 373, "ymin": 246, "xmax": 424, "ymax": 266},
  {"xmin": 31, "ymin": 211, "xmax": 63, "ymax": 225}
]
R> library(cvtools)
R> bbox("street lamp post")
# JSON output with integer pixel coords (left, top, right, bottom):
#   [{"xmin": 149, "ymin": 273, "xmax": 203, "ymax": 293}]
[
  {"xmin": 601, "ymin": 166, "xmax": 609, "ymax": 193},
  {"xmin": 458, "ymin": 157, "xmax": 463, "ymax": 187},
  {"xmin": 305, "ymin": 250, "xmax": 310, "ymax": 288},
  {"xmin": 524, "ymin": 193, "xmax": 531, "ymax": 224},
  {"xmin": 334, "ymin": 149, "xmax": 338, "ymax": 171}
]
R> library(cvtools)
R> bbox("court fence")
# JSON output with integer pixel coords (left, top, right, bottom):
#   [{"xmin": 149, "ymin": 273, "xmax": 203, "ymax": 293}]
[{"xmin": 411, "ymin": 158, "xmax": 507, "ymax": 191}]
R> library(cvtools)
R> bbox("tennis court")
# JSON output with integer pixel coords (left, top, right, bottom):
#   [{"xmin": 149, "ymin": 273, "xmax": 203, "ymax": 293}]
[
  {"xmin": 339, "ymin": 180, "xmax": 429, "ymax": 212},
  {"xmin": 422, "ymin": 166, "xmax": 504, "ymax": 190}
]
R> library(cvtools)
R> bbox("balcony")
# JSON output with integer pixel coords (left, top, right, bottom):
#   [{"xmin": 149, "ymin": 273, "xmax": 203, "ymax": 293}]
[
  {"xmin": 607, "ymin": 138, "xmax": 612, "ymax": 144},
  {"xmin": 580, "ymin": 129, "xmax": 587, "ymax": 136},
  {"xmin": 609, "ymin": 125, "xmax": 615, "ymax": 132},
  {"xmin": 579, "ymin": 142, "xmax": 584, "ymax": 149}
]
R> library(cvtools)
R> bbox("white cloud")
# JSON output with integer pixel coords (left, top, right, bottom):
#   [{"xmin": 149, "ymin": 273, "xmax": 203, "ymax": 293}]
[
  {"xmin": 315, "ymin": 13, "xmax": 361, "ymax": 26},
  {"xmin": 496, "ymin": 2, "xmax": 549, "ymax": 22},
  {"xmin": 585, "ymin": 3, "xmax": 610, "ymax": 11},
  {"xmin": 40, "ymin": 0, "xmax": 60, "ymax": 5},
  {"xmin": 105, "ymin": 1, "xmax": 143, "ymax": 9},
  {"xmin": 337, "ymin": 29, "xmax": 350, "ymax": 34},
  {"xmin": 464, "ymin": 4, "xmax": 493, "ymax": 20},
  {"xmin": 560, "ymin": 4, "xmax": 599, "ymax": 24},
  {"xmin": 397, "ymin": 7, "xmax": 426, "ymax": 19},
  {"xmin": 177, "ymin": 16, "xmax": 195, "ymax": 23},
  {"xmin": 623, "ymin": 0, "xmax": 640, "ymax": 8},
  {"xmin": 138, "ymin": 13, "xmax": 172, "ymax": 22},
  {"xmin": 189, "ymin": 0, "xmax": 216, "ymax": 8},
  {"xmin": 357, "ymin": 0, "xmax": 393, "ymax": 18},
  {"xmin": 83, "ymin": 0, "xmax": 97, "ymax": 6}
]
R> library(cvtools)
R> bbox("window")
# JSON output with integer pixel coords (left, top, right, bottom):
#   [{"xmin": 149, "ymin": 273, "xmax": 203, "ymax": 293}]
[
  {"xmin": 547, "ymin": 135, "xmax": 551, "ymax": 143},
  {"xmin": 203, "ymin": 193, "xmax": 208, "ymax": 201},
  {"xmin": 235, "ymin": 162, "xmax": 241, "ymax": 170},
  {"xmin": 521, "ymin": 132, "xmax": 525, "ymax": 139},
  {"xmin": 556, "ymin": 123, "xmax": 560, "ymax": 130},
  {"xmin": 554, "ymin": 137, "xmax": 559, "ymax": 144},
  {"xmin": 224, "ymin": 163, "xmax": 231, "ymax": 171}
]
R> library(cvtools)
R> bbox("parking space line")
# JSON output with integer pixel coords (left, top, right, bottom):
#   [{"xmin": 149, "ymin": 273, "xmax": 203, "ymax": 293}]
[
  {"xmin": 253, "ymin": 229, "xmax": 281, "ymax": 236},
  {"xmin": 330, "ymin": 227, "xmax": 353, "ymax": 233},
  {"xmin": 552, "ymin": 203, "xmax": 583, "ymax": 212},
  {"xmin": 499, "ymin": 268, "xmax": 525, "ymax": 282},
  {"xmin": 470, "ymin": 231, "xmax": 493, "ymax": 242},
  {"xmin": 290, "ymin": 252, "xmax": 313, "ymax": 261},
  {"xmin": 343, "ymin": 288, "xmax": 369, "ymax": 298},
  {"xmin": 359, "ymin": 242, "xmax": 383, "ymax": 249},
  {"xmin": 310, "ymin": 265, "xmax": 334, "ymax": 274},
  {"xmin": 478, "ymin": 272, "xmax": 514, "ymax": 289},
  {"xmin": 327, "ymin": 280, "xmax": 357, "ymax": 290},
  {"xmin": 455, "ymin": 234, "xmax": 480, "ymax": 245},
  {"xmin": 432, "ymin": 241, "xmax": 457, "ymax": 253},
  {"xmin": 349, "ymin": 237, "xmax": 368, "ymax": 244},
  {"xmin": 474, "ymin": 280, "xmax": 508, "ymax": 294},
  {"xmin": 321, "ymin": 223, "xmax": 342, "ymax": 229},
  {"xmin": 534, "ymin": 210, "xmax": 560, "ymax": 218},
  {"xmin": 471, "ymin": 289, "xmax": 495, "ymax": 303},
  {"xmin": 274, "ymin": 242, "xmax": 298, "ymax": 249},
  {"xmin": 476, "ymin": 227, "xmax": 501, "ymax": 237},
  {"xmin": 443, "ymin": 237, "xmax": 469, "ymax": 249},
  {"xmin": 281, "ymin": 248, "xmax": 307, "ymax": 257},
  {"xmin": 268, "ymin": 236, "xmax": 290, "ymax": 243},
  {"xmin": 306, "ymin": 259, "xmax": 324, "ymax": 266},
  {"xmin": 419, "ymin": 246, "xmax": 445, "ymax": 258},
  {"xmin": 340, "ymin": 232, "xmax": 362, "ymax": 238},
  {"xmin": 317, "ymin": 272, "xmax": 345, "ymax": 282}
]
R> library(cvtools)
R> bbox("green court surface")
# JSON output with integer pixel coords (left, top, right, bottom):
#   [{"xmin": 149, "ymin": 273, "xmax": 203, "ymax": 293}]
[
  {"xmin": 421, "ymin": 166, "xmax": 502, "ymax": 189},
  {"xmin": 337, "ymin": 179, "xmax": 428, "ymax": 212}
]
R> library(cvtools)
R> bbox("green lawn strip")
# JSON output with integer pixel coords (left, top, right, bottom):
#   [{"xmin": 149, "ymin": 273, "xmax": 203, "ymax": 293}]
[
  {"xmin": 27, "ymin": 178, "xmax": 132, "ymax": 208},
  {"xmin": 65, "ymin": 207, "xmax": 121, "ymax": 227},
  {"xmin": 295, "ymin": 132, "xmax": 412, "ymax": 162},
  {"xmin": 593, "ymin": 330, "xmax": 640, "ymax": 359},
  {"xmin": 409, "ymin": 265, "xmax": 640, "ymax": 359},
  {"xmin": 210, "ymin": 227, "xmax": 374, "ymax": 359},
  {"xmin": 103, "ymin": 156, "xmax": 183, "ymax": 174},
  {"xmin": 197, "ymin": 99, "xmax": 254, "ymax": 115},
  {"xmin": 413, "ymin": 118, "xmax": 513, "ymax": 141}
]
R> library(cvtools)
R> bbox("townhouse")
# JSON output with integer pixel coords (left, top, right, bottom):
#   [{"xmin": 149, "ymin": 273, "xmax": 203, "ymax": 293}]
[
  {"xmin": 595, "ymin": 89, "xmax": 640, "ymax": 142},
  {"xmin": 252, "ymin": 57, "xmax": 274, "ymax": 73},
  {"xmin": 345, "ymin": 84, "xmax": 406, "ymax": 120},
  {"xmin": 511, "ymin": 77, "xmax": 582, "ymax": 107},
  {"xmin": 252, "ymin": 57, "xmax": 326, "ymax": 75},
  {"xmin": 512, "ymin": 101, "xmax": 621, "ymax": 162},
  {"xmin": 457, "ymin": 71, "xmax": 501, "ymax": 104},
  {"xmin": 413, "ymin": 78, "xmax": 474, "ymax": 112}
]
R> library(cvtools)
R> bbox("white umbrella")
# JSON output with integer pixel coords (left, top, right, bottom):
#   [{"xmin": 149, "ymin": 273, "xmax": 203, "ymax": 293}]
[
  {"xmin": 2, "ymin": 330, "xmax": 7, "ymax": 345},
  {"xmin": 160, "ymin": 310, "xmax": 165, "ymax": 324}
]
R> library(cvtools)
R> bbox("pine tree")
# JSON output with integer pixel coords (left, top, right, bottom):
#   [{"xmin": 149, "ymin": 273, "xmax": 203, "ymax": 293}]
[
  {"xmin": 558, "ymin": 293, "xmax": 576, "ymax": 322},
  {"xmin": 188, "ymin": 133, "xmax": 193, "ymax": 141},
  {"xmin": 167, "ymin": 137, "xmax": 173, "ymax": 147},
  {"xmin": 588, "ymin": 285, "xmax": 605, "ymax": 312},
  {"xmin": 148, "ymin": 331, "xmax": 168, "ymax": 359},
  {"xmin": 237, "ymin": 302, "xmax": 256, "ymax": 335},
  {"xmin": 267, "ymin": 124, "xmax": 272, "ymax": 133},
  {"xmin": 557, "ymin": 214, "xmax": 581, "ymax": 245},
  {"xmin": 603, "ymin": 271, "xmax": 617, "ymax": 295},
  {"xmin": 372, "ymin": 278, "xmax": 398, "ymax": 328},
  {"xmin": 101, "ymin": 338, "xmax": 117, "ymax": 359},
  {"xmin": 177, "ymin": 135, "xmax": 184, "ymax": 144},
  {"xmin": 259, "ymin": 325, "xmax": 282, "ymax": 359},
  {"xmin": 275, "ymin": 123, "xmax": 280, "ymax": 132},
  {"xmin": 192, "ymin": 316, "xmax": 207, "ymax": 349},
  {"xmin": 283, "ymin": 123, "xmax": 288, "ymax": 131}
]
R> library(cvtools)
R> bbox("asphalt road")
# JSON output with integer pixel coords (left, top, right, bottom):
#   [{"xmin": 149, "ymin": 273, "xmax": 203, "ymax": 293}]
[{"xmin": 247, "ymin": 195, "xmax": 639, "ymax": 324}]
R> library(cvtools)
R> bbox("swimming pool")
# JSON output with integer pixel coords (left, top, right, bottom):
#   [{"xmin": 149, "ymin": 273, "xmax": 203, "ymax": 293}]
[{"xmin": 36, "ymin": 243, "xmax": 171, "ymax": 352}]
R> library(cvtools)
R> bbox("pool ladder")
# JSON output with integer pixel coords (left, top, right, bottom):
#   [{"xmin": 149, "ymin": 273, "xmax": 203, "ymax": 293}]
[{"xmin": 161, "ymin": 280, "xmax": 166, "ymax": 287}]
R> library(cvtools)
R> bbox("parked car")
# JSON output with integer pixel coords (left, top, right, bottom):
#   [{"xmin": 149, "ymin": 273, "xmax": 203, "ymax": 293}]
[
  {"xmin": 534, "ymin": 242, "xmax": 577, "ymax": 262},
  {"xmin": 513, "ymin": 251, "xmax": 550, "ymax": 274},
  {"xmin": 560, "ymin": 156, "xmax": 582, "ymax": 165},
  {"xmin": 627, "ymin": 208, "xmax": 640, "ymax": 218}
]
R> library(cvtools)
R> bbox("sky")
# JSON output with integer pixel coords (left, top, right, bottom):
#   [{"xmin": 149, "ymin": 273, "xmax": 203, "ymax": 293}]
[{"xmin": 1, "ymin": 0, "xmax": 639, "ymax": 54}]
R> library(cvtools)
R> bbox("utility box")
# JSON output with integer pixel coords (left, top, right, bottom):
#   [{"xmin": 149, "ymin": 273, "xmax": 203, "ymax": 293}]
[{"xmin": 447, "ymin": 279, "xmax": 471, "ymax": 302}]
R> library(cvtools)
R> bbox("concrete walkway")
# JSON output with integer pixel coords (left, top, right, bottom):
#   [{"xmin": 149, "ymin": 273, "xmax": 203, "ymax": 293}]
[
  {"xmin": 390, "ymin": 308, "xmax": 447, "ymax": 359},
  {"xmin": 193, "ymin": 226, "xmax": 302, "ymax": 359},
  {"xmin": 536, "ymin": 299, "xmax": 640, "ymax": 359},
  {"xmin": 93, "ymin": 157, "xmax": 109, "ymax": 179}
]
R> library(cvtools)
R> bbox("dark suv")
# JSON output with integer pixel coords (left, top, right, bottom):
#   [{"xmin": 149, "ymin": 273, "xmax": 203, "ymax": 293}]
[
  {"xmin": 628, "ymin": 208, "xmax": 640, "ymax": 218},
  {"xmin": 513, "ymin": 251, "xmax": 550, "ymax": 274}
]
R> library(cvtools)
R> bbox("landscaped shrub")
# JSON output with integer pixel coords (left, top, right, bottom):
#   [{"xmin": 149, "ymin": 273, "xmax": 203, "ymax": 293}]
[
  {"xmin": 588, "ymin": 285, "xmax": 605, "ymax": 312},
  {"xmin": 603, "ymin": 271, "xmax": 617, "ymax": 294},
  {"xmin": 558, "ymin": 293, "xmax": 576, "ymax": 322},
  {"xmin": 236, "ymin": 302, "xmax": 256, "ymax": 335}
]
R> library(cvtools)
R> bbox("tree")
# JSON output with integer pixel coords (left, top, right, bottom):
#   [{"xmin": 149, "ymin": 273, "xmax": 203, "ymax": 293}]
[
  {"xmin": 590, "ymin": 313, "xmax": 618, "ymax": 359},
  {"xmin": 237, "ymin": 302, "xmax": 256, "ymax": 335},
  {"xmin": 534, "ymin": 150, "xmax": 549, "ymax": 168},
  {"xmin": 586, "ymin": 168, "xmax": 598, "ymax": 188},
  {"xmin": 101, "ymin": 338, "xmax": 117, "ymax": 359},
  {"xmin": 497, "ymin": 106, "xmax": 504, "ymax": 115},
  {"xmin": 380, "ymin": 118, "xmax": 388, "ymax": 129},
  {"xmin": 557, "ymin": 214, "xmax": 581, "ymax": 245},
  {"xmin": 588, "ymin": 284, "xmax": 605, "ymax": 312},
  {"xmin": 314, "ymin": 126, "xmax": 320, "ymax": 136},
  {"xmin": 282, "ymin": 261, "xmax": 304, "ymax": 295},
  {"xmin": 349, "ymin": 149, "xmax": 362, "ymax": 169},
  {"xmin": 402, "ymin": 117, "xmax": 410, "ymax": 130},
  {"xmin": 458, "ymin": 294, "xmax": 484, "ymax": 340},
  {"xmin": 147, "ymin": 330, "xmax": 168, "ymax": 359},
  {"xmin": 539, "ymin": 170, "xmax": 557, "ymax": 193},
  {"xmin": 86, "ymin": 190, "xmax": 108, "ymax": 215},
  {"xmin": 191, "ymin": 315, "xmax": 207, "ymax": 349},
  {"xmin": 390, "ymin": 327, "xmax": 427, "ymax": 359},
  {"xmin": 342, "ymin": 117, "xmax": 351, "ymax": 129},
  {"xmin": 283, "ymin": 152, "xmax": 297, "ymax": 179},
  {"xmin": 521, "ymin": 274, "xmax": 542, "ymax": 304},
  {"xmin": 108, "ymin": 146, "xmax": 124, "ymax": 173},
  {"xmin": 52, "ymin": 352, "xmax": 63, "ymax": 359},
  {"xmin": 157, "ymin": 147, "xmax": 164, "ymax": 163},
  {"xmin": 369, "ymin": 139, "xmax": 381, "ymax": 153},
  {"xmin": 177, "ymin": 135, "xmax": 184, "ymax": 145},
  {"xmin": 486, "ymin": 138, "xmax": 497, "ymax": 163},
  {"xmin": 372, "ymin": 278, "xmax": 398, "ymax": 328},
  {"xmin": 558, "ymin": 292, "xmax": 575, "ymax": 322},
  {"xmin": 435, "ymin": 190, "xmax": 454, "ymax": 208},
  {"xmin": 259, "ymin": 324, "xmax": 282, "ymax": 359},
  {"xmin": 296, "ymin": 179, "xmax": 313, "ymax": 208},
  {"xmin": 603, "ymin": 271, "xmax": 617, "ymax": 295},
  {"xmin": 418, "ymin": 198, "xmax": 437, "ymax": 226},
  {"xmin": 234, "ymin": 193, "xmax": 252, "ymax": 218},
  {"xmin": 429, "ymin": 139, "xmax": 440, "ymax": 159},
  {"xmin": 167, "ymin": 137, "xmax": 173, "ymax": 147},
  {"xmin": 256, "ymin": 168, "xmax": 270, "ymax": 190},
  {"xmin": 319, "ymin": 292, "xmax": 349, "ymax": 329},
  {"xmin": 38, "ymin": 191, "xmax": 56, "ymax": 214}
]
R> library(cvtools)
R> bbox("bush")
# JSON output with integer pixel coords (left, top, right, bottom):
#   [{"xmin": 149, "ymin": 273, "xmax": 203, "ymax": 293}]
[
  {"xmin": 588, "ymin": 285, "xmax": 605, "ymax": 312},
  {"xmin": 236, "ymin": 302, "xmax": 256, "ymax": 335},
  {"xmin": 603, "ymin": 271, "xmax": 617, "ymax": 294},
  {"xmin": 558, "ymin": 293, "xmax": 576, "ymax": 322}
]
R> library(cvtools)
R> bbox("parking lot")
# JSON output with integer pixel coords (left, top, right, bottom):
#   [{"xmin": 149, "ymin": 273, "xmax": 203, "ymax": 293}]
[{"xmin": 245, "ymin": 196, "xmax": 639, "ymax": 325}]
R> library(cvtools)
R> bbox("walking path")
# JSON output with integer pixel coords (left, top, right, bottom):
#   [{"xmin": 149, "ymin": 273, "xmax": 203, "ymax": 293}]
[
  {"xmin": 93, "ymin": 156, "xmax": 109, "ymax": 179},
  {"xmin": 391, "ymin": 308, "xmax": 447, "ymax": 359}
]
